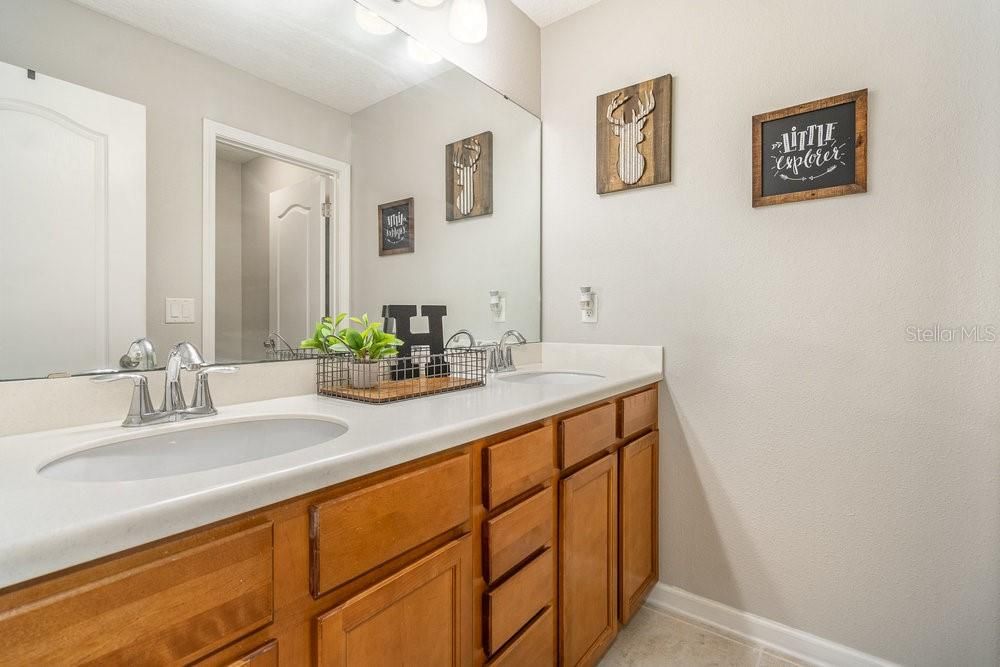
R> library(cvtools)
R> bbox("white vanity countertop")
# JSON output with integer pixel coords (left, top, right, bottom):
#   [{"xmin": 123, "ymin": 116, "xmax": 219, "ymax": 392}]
[{"xmin": 0, "ymin": 343, "xmax": 661, "ymax": 589}]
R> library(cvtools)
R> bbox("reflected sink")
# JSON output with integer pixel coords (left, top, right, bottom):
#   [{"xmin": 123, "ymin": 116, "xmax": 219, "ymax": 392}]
[
  {"xmin": 39, "ymin": 417, "xmax": 348, "ymax": 482},
  {"xmin": 499, "ymin": 371, "xmax": 604, "ymax": 385}
]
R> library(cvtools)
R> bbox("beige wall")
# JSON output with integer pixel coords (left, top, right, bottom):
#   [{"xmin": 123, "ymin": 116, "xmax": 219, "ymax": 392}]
[
  {"xmin": 214, "ymin": 159, "xmax": 244, "ymax": 361},
  {"xmin": 540, "ymin": 1, "xmax": 1000, "ymax": 665},
  {"xmin": 239, "ymin": 157, "xmax": 319, "ymax": 359},
  {"xmin": 351, "ymin": 68, "xmax": 541, "ymax": 342},
  {"xmin": 0, "ymin": 0, "xmax": 352, "ymax": 358}
]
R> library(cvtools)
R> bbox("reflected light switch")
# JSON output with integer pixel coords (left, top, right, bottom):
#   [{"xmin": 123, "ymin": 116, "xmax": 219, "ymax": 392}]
[{"xmin": 165, "ymin": 298, "xmax": 196, "ymax": 324}]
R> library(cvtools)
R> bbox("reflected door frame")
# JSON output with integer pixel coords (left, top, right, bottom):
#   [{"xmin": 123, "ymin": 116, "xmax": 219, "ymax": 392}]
[{"xmin": 201, "ymin": 119, "xmax": 351, "ymax": 363}]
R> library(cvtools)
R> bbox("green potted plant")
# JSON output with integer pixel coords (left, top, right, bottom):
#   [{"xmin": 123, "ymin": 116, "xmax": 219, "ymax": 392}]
[{"xmin": 302, "ymin": 313, "xmax": 403, "ymax": 389}]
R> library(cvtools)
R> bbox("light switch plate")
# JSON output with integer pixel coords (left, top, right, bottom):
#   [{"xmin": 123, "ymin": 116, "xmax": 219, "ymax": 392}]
[{"xmin": 165, "ymin": 298, "xmax": 196, "ymax": 324}]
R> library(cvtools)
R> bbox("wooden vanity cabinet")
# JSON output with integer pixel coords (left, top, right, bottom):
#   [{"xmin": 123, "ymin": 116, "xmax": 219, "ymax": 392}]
[
  {"xmin": 556, "ymin": 385, "xmax": 659, "ymax": 667},
  {"xmin": 618, "ymin": 431, "xmax": 659, "ymax": 624},
  {"xmin": 0, "ymin": 382, "xmax": 658, "ymax": 667},
  {"xmin": 559, "ymin": 454, "xmax": 619, "ymax": 667},
  {"xmin": 228, "ymin": 641, "xmax": 279, "ymax": 667},
  {"xmin": 316, "ymin": 537, "xmax": 473, "ymax": 666}
]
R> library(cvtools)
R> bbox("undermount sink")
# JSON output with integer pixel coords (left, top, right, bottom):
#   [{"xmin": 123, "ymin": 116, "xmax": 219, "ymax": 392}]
[
  {"xmin": 499, "ymin": 371, "xmax": 604, "ymax": 385},
  {"xmin": 39, "ymin": 417, "xmax": 348, "ymax": 482}
]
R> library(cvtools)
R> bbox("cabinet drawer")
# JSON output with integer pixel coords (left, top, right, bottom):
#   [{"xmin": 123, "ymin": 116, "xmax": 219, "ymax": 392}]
[
  {"xmin": 485, "ymin": 486, "xmax": 554, "ymax": 583},
  {"xmin": 0, "ymin": 522, "xmax": 274, "ymax": 666},
  {"xmin": 559, "ymin": 402, "xmax": 616, "ymax": 468},
  {"xmin": 487, "ymin": 606, "xmax": 555, "ymax": 667},
  {"xmin": 311, "ymin": 453, "xmax": 470, "ymax": 597},
  {"xmin": 619, "ymin": 387, "xmax": 657, "ymax": 439},
  {"xmin": 485, "ymin": 548, "xmax": 554, "ymax": 655},
  {"xmin": 484, "ymin": 426, "xmax": 553, "ymax": 509},
  {"xmin": 228, "ymin": 640, "xmax": 278, "ymax": 666},
  {"xmin": 316, "ymin": 536, "xmax": 472, "ymax": 667}
]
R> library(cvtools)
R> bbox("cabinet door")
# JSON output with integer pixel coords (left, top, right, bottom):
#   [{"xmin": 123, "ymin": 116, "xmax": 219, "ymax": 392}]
[
  {"xmin": 619, "ymin": 431, "xmax": 659, "ymax": 624},
  {"xmin": 559, "ymin": 454, "xmax": 618, "ymax": 667},
  {"xmin": 316, "ymin": 536, "xmax": 472, "ymax": 667}
]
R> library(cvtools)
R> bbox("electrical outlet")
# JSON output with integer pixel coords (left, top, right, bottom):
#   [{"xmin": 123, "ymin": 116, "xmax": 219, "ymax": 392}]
[
  {"xmin": 492, "ymin": 296, "xmax": 507, "ymax": 323},
  {"xmin": 581, "ymin": 294, "xmax": 598, "ymax": 323}
]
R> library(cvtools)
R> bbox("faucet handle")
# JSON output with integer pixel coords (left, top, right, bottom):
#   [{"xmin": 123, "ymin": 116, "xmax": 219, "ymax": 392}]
[
  {"xmin": 91, "ymin": 373, "xmax": 156, "ymax": 427},
  {"xmin": 198, "ymin": 365, "xmax": 238, "ymax": 375},
  {"xmin": 189, "ymin": 366, "xmax": 238, "ymax": 415},
  {"xmin": 91, "ymin": 372, "xmax": 147, "ymax": 385}
]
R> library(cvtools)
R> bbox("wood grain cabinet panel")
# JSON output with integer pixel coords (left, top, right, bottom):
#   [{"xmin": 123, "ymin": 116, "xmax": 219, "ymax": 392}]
[
  {"xmin": 485, "ymin": 485, "xmax": 554, "ymax": 583},
  {"xmin": 0, "ymin": 522, "xmax": 274, "ymax": 666},
  {"xmin": 311, "ymin": 452, "xmax": 471, "ymax": 597},
  {"xmin": 315, "ymin": 536, "xmax": 472, "ymax": 667},
  {"xmin": 487, "ymin": 606, "xmax": 555, "ymax": 667},
  {"xmin": 559, "ymin": 403, "xmax": 617, "ymax": 469},
  {"xmin": 619, "ymin": 388, "xmax": 657, "ymax": 439},
  {"xmin": 559, "ymin": 454, "xmax": 618, "ymax": 667},
  {"xmin": 484, "ymin": 426, "xmax": 553, "ymax": 509},
  {"xmin": 619, "ymin": 431, "xmax": 659, "ymax": 624},
  {"xmin": 227, "ymin": 640, "xmax": 278, "ymax": 667},
  {"xmin": 485, "ymin": 548, "xmax": 555, "ymax": 655}
]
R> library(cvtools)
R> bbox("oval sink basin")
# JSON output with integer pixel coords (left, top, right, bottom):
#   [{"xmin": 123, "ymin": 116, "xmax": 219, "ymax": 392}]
[
  {"xmin": 39, "ymin": 417, "xmax": 348, "ymax": 482},
  {"xmin": 499, "ymin": 371, "xmax": 604, "ymax": 386}
]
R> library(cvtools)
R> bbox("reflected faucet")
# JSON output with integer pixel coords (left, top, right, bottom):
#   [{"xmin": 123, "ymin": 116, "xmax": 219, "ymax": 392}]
[
  {"xmin": 119, "ymin": 338, "xmax": 157, "ymax": 370},
  {"xmin": 445, "ymin": 329, "xmax": 476, "ymax": 348},
  {"xmin": 264, "ymin": 331, "xmax": 294, "ymax": 353}
]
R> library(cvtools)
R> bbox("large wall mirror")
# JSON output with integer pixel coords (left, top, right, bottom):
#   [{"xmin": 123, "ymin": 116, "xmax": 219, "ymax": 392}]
[{"xmin": 0, "ymin": 0, "xmax": 541, "ymax": 380}]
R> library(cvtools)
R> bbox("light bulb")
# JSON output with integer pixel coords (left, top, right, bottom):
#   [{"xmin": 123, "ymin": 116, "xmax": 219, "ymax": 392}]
[
  {"xmin": 406, "ymin": 37, "xmax": 442, "ymax": 64},
  {"xmin": 448, "ymin": 0, "xmax": 488, "ymax": 44},
  {"xmin": 354, "ymin": 5, "xmax": 395, "ymax": 35},
  {"xmin": 410, "ymin": 0, "xmax": 445, "ymax": 6}
]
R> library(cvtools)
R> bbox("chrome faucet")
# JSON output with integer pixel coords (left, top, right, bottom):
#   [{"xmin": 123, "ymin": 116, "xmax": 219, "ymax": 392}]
[
  {"xmin": 162, "ymin": 342, "xmax": 206, "ymax": 413},
  {"xmin": 92, "ymin": 341, "xmax": 237, "ymax": 427},
  {"xmin": 496, "ymin": 329, "xmax": 527, "ymax": 373},
  {"xmin": 91, "ymin": 373, "xmax": 170, "ymax": 427}
]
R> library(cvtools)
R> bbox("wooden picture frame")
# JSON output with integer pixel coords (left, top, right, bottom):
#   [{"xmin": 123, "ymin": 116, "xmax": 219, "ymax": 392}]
[
  {"xmin": 446, "ymin": 131, "xmax": 493, "ymax": 221},
  {"xmin": 752, "ymin": 89, "xmax": 868, "ymax": 207},
  {"xmin": 596, "ymin": 74, "xmax": 672, "ymax": 194},
  {"xmin": 378, "ymin": 198, "xmax": 414, "ymax": 256}
]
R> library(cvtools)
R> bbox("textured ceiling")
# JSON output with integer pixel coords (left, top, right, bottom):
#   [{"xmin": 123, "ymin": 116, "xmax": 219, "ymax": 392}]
[
  {"xmin": 510, "ymin": 0, "xmax": 603, "ymax": 27},
  {"xmin": 68, "ymin": 0, "xmax": 452, "ymax": 114}
]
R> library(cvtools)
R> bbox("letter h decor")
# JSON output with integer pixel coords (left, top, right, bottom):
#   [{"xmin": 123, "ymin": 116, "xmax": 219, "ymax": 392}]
[
  {"xmin": 446, "ymin": 131, "xmax": 493, "ymax": 221},
  {"xmin": 596, "ymin": 74, "xmax": 672, "ymax": 194}
]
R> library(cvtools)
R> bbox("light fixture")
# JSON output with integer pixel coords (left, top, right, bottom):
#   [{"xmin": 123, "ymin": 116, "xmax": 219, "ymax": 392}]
[
  {"xmin": 448, "ymin": 0, "xmax": 488, "ymax": 44},
  {"xmin": 354, "ymin": 4, "xmax": 396, "ymax": 35},
  {"xmin": 409, "ymin": 0, "xmax": 446, "ymax": 7},
  {"xmin": 406, "ymin": 36, "xmax": 442, "ymax": 64}
]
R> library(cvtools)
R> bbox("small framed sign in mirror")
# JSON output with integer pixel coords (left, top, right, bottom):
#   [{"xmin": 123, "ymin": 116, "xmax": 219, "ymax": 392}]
[
  {"xmin": 378, "ymin": 197, "xmax": 415, "ymax": 256},
  {"xmin": 752, "ymin": 89, "xmax": 868, "ymax": 207}
]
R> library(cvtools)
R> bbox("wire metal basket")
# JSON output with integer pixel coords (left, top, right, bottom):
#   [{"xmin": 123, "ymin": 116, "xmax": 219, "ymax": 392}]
[
  {"xmin": 265, "ymin": 347, "xmax": 324, "ymax": 361},
  {"xmin": 315, "ymin": 347, "xmax": 487, "ymax": 404}
]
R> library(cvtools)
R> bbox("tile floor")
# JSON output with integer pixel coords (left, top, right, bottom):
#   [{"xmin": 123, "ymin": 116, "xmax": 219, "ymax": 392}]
[{"xmin": 599, "ymin": 606, "xmax": 807, "ymax": 667}]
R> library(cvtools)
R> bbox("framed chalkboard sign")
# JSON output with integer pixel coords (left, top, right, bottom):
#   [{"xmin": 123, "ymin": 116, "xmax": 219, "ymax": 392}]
[
  {"xmin": 752, "ymin": 89, "xmax": 867, "ymax": 207},
  {"xmin": 378, "ymin": 198, "xmax": 414, "ymax": 256}
]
